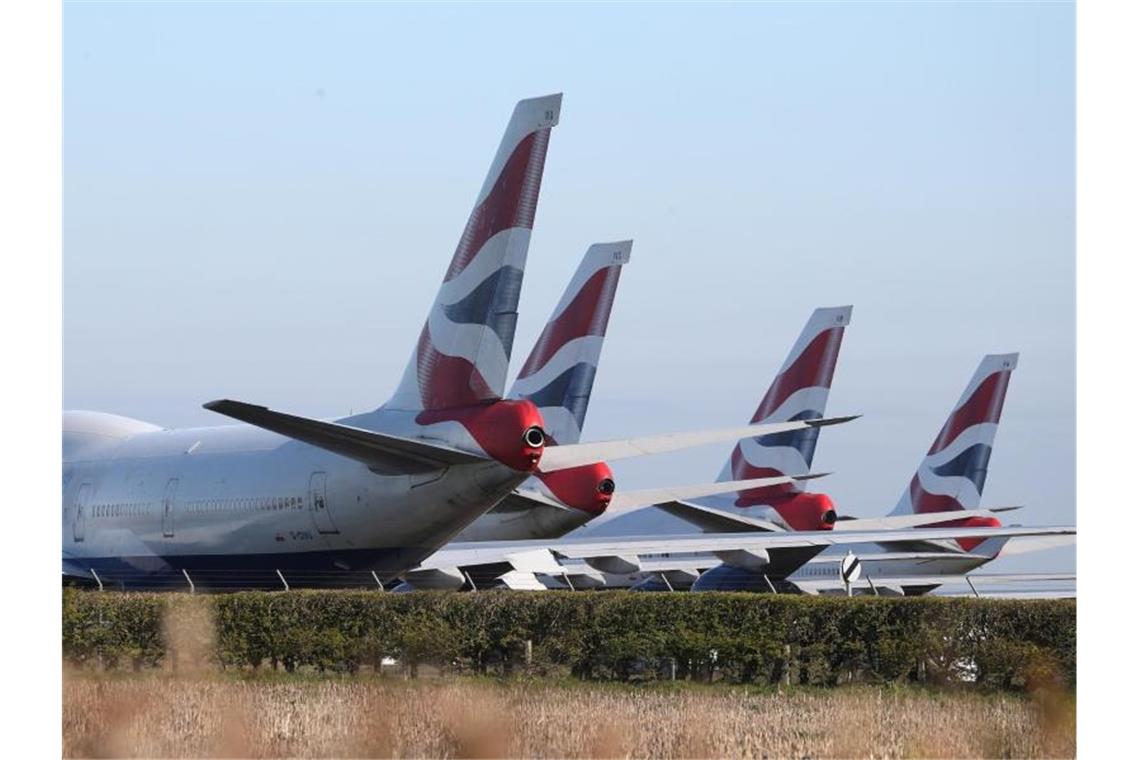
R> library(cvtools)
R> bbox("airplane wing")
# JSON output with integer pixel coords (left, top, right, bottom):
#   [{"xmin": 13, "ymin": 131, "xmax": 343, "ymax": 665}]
[
  {"xmin": 831, "ymin": 510, "xmax": 1010, "ymax": 531},
  {"xmin": 604, "ymin": 474, "xmax": 827, "ymax": 515},
  {"xmin": 655, "ymin": 501, "xmax": 1006, "ymax": 534},
  {"xmin": 203, "ymin": 400, "xmax": 489, "ymax": 468},
  {"xmin": 653, "ymin": 500, "xmax": 784, "ymax": 533},
  {"xmin": 878, "ymin": 571, "xmax": 1075, "ymax": 587},
  {"xmin": 987, "ymin": 533, "xmax": 1075, "ymax": 555},
  {"xmin": 795, "ymin": 570, "xmax": 1076, "ymax": 597},
  {"xmin": 413, "ymin": 524, "xmax": 1075, "ymax": 576},
  {"xmin": 538, "ymin": 416, "xmax": 858, "ymax": 472}
]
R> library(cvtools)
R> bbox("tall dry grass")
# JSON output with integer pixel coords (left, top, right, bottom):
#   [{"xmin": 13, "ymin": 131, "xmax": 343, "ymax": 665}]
[
  {"xmin": 61, "ymin": 594, "xmax": 1076, "ymax": 758},
  {"xmin": 62, "ymin": 674, "xmax": 1074, "ymax": 758}
]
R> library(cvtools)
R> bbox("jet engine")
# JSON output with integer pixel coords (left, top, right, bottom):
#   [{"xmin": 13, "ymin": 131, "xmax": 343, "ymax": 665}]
[{"xmin": 534, "ymin": 461, "xmax": 616, "ymax": 516}]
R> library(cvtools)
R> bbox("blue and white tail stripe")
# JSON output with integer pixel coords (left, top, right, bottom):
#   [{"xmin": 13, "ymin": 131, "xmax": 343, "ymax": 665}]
[
  {"xmin": 509, "ymin": 241, "xmax": 632, "ymax": 445},
  {"xmin": 387, "ymin": 94, "xmax": 561, "ymax": 412},
  {"xmin": 713, "ymin": 306, "xmax": 852, "ymax": 501},
  {"xmin": 890, "ymin": 353, "xmax": 1018, "ymax": 516}
]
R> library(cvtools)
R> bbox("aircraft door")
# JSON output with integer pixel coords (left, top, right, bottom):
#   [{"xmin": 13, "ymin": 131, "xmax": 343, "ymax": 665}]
[
  {"xmin": 72, "ymin": 483, "xmax": 91, "ymax": 542},
  {"xmin": 161, "ymin": 478, "xmax": 179, "ymax": 538},
  {"xmin": 309, "ymin": 472, "xmax": 339, "ymax": 534}
]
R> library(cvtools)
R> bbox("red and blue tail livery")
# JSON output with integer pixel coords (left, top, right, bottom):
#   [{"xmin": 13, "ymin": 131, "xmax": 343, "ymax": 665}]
[
  {"xmin": 890, "ymin": 353, "xmax": 1018, "ymax": 517},
  {"xmin": 713, "ymin": 306, "xmax": 851, "ymax": 525},
  {"xmin": 509, "ymin": 240, "xmax": 632, "ymax": 446},
  {"xmin": 388, "ymin": 94, "xmax": 562, "ymax": 412}
]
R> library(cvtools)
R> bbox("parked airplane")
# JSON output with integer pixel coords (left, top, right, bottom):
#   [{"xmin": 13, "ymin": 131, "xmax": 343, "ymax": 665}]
[
  {"xmin": 693, "ymin": 353, "xmax": 1045, "ymax": 593},
  {"xmin": 651, "ymin": 305, "xmax": 854, "ymax": 534},
  {"xmin": 63, "ymin": 94, "xmax": 852, "ymax": 590}
]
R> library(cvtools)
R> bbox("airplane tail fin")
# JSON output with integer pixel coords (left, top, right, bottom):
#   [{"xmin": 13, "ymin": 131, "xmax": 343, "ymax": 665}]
[
  {"xmin": 889, "ymin": 353, "xmax": 1018, "ymax": 517},
  {"xmin": 509, "ymin": 241, "xmax": 632, "ymax": 444},
  {"xmin": 387, "ymin": 94, "xmax": 562, "ymax": 412},
  {"xmin": 717, "ymin": 306, "xmax": 852, "ymax": 505}
]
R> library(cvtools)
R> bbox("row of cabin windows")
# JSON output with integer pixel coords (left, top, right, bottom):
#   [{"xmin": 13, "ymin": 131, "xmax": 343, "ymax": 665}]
[
  {"xmin": 802, "ymin": 565, "xmax": 843, "ymax": 577},
  {"xmin": 91, "ymin": 496, "xmax": 304, "ymax": 519},
  {"xmin": 186, "ymin": 496, "xmax": 304, "ymax": 515},
  {"xmin": 93, "ymin": 503, "xmax": 149, "ymax": 518}
]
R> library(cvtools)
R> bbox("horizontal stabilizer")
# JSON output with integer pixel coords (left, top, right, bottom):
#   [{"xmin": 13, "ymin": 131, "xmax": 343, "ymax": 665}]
[
  {"xmin": 606, "ymin": 474, "xmax": 826, "ymax": 515},
  {"xmin": 654, "ymin": 500, "xmax": 789, "ymax": 532},
  {"xmin": 203, "ymin": 400, "xmax": 489, "ymax": 468},
  {"xmin": 538, "ymin": 415, "xmax": 858, "ymax": 472},
  {"xmin": 988, "ymin": 533, "xmax": 1075, "ymax": 556},
  {"xmin": 832, "ymin": 508, "xmax": 1006, "ymax": 531}
]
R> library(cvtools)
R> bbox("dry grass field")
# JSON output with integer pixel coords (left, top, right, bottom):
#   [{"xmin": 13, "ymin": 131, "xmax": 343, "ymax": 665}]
[{"xmin": 63, "ymin": 673, "xmax": 1074, "ymax": 758}]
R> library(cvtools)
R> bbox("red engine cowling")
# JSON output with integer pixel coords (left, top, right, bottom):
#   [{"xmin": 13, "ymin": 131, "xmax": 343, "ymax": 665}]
[
  {"xmin": 770, "ymin": 492, "xmax": 838, "ymax": 531},
  {"xmin": 535, "ymin": 462, "xmax": 615, "ymax": 516},
  {"xmin": 416, "ymin": 399, "xmax": 546, "ymax": 472},
  {"xmin": 925, "ymin": 515, "xmax": 1003, "ymax": 551}
]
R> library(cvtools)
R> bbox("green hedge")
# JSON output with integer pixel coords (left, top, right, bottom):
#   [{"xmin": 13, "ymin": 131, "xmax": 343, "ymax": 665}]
[{"xmin": 62, "ymin": 590, "xmax": 1075, "ymax": 690}]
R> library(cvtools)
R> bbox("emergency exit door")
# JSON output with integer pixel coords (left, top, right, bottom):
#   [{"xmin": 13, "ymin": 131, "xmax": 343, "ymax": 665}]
[
  {"xmin": 309, "ymin": 472, "xmax": 338, "ymax": 534},
  {"xmin": 161, "ymin": 478, "xmax": 179, "ymax": 538},
  {"xmin": 72, "ymin": 483, "xmax": 91, "ymax": 543}
]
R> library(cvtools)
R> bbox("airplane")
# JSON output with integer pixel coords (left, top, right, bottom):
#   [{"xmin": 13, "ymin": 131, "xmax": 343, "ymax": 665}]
[
  {"xmin": 63, "ymin": 94, "xmax": 854, "ymax": 590},
  {"xmin": 574, "ymin": 323, "xmax": 1055, "ymax": 594},
  {"xmin": 690, "ymin": 353, "xmax": 1061, "ymax": 594},
  {"xmin": 652, "ymin": 305, "xmax": 855, "ymax": 535}
]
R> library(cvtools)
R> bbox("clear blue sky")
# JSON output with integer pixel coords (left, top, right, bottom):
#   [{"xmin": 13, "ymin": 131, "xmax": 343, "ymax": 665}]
[{"xmin": 64, "ymin": 2, "xmax": 1074, "ymax": 573}]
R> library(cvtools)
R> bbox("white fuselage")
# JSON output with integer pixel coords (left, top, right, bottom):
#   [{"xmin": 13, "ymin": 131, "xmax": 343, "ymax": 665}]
[{"xmin": 62, "ymin": 410, "xmax": 529, "ymax": 587}]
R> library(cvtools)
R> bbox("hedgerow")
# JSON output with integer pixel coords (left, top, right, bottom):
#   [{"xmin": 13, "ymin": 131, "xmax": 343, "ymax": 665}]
[{"xmin": 61, "ymin": 589, "xmax": 1075, "ymax": 690}]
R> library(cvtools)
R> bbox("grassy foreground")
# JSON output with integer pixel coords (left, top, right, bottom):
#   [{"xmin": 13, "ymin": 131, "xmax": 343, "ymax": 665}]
[{"xmin": 63, "ymin": 673, "xmax": 1075, "ymax": 758}]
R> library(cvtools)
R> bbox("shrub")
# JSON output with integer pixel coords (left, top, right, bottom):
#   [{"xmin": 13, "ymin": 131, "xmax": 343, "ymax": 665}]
[{"xmin": 61, "ymin": 589, "xmax": 1075, "ymax": 690}]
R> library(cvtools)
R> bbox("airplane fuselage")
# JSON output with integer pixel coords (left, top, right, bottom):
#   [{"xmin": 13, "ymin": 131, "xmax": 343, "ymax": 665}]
[{"xmin": 63, "ymin": 411, "xmax": 531, "ymax": 588}]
